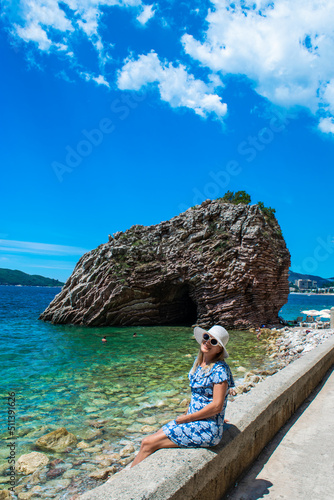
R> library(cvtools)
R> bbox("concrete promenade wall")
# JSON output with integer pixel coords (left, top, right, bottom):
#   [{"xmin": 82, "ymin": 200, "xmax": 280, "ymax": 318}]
[{"xmin": 79, "ymin": 336, "xmax": 334, "ymax": 500}]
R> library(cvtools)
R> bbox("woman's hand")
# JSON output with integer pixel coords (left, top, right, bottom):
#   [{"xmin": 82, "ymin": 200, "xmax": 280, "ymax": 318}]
[
  {"xmin": 175, "ymin": 414, "xmax": 191, "ymax": 425},
  {"xmin": 175, "ymin": 382, "xmax": 229, "ymax": 425},
  {"xmin": 176, "ymin": 382, "xmax": 228, "ymax": 424}
]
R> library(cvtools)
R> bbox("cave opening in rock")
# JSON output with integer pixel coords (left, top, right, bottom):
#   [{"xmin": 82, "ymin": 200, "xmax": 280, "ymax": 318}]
[{"xmin": 155, "ymin": 283, "xmax": 198, "ymax": 326}]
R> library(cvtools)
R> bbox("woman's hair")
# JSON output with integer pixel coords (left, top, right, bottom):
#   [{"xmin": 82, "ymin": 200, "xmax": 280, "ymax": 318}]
[{"xmin": 190, "ymin": 346, "xmax": 225, "ymax": 374}]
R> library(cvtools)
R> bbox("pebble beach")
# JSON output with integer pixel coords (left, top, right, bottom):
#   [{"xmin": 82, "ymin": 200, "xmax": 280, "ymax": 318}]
[{"xmin": 231, "ymin": 325, "xmax": 334, "ymax": 395}]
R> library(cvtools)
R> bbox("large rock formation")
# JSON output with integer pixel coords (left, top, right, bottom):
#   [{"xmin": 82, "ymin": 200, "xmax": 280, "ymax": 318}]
[{"xmin": 40, "ymin": 200, "xmax": 290, "ymax": 329}]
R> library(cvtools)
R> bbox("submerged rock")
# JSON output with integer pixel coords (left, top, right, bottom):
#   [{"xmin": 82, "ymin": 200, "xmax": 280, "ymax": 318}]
[
  {"xmin": 105, "ymin": 453, "xmax": 121, "ymax": 462},
  {"xmin": 94, "ymin": 454, "xmax": 115, "ymax": 463},
  {"xmin": 89, "ymin": 466, "xmax": 117, "ymax": 480},
  {"xmin": 40, "ymin": 200, "xmax": 290, "ymax": 329},
  {"xmin": 42, "ymin": 478, "xmax": 71, "ymax": 491},
  {"xmin": 35, "ymin": 427, "xmax": 77, "ymax": 452},
  {"xmin": 137, "ymin": 416, "xmax": 157, "ymax": 425},
  {"xmin": 81, "ymin": 428, "xmax": 102, "ymax": 441},
  {"xmin": 17, "ymin": 492, "xmax": 34, "ymax": 500},
  {"xmin": 16, "ymin": 451, "xmax": 49, "ymax": 475},
  {"xmin": 119, "ymin": 455, "xmax": 134, "ymax": 466},
  {"xmin": 62, "ymin": 468, "xmax": 81, "ymax": 479},
  {"xmin": 119, "ymin": 444, "xmax": 135, "ymax": 457},
  {"xmin": 77, "ymin": 441, "xmax": 90, "ymax": 449},
  {"xmin": 84, "ymin": 446, "xmax": 101, "ymax": 453},
  {"xmin": 0, "ymin": 490, "xmax": 13, "ymax": 499},
  {"xmin": 236, "ymin": 366, "xmax": 247, "ymax": 373},
  {"xmin": 97, "ymin": 458, "xmax": 114, "ymax": 467},
  {"xmin": 46, "ymin": 466, "xmax": 66, "ymax": 479},
  {"xmin": 140, "ymin": 425, "xmax": 157, "ymax": 433}
]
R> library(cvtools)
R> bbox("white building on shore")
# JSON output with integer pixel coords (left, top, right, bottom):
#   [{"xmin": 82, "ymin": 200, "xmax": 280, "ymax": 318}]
[{"xmin": 295, "ymin": 279, "xmax": 318, "ymax": 290}]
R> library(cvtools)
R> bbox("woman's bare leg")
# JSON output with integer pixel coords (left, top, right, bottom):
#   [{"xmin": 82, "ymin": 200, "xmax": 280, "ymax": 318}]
[{"xmin": 131, "ymin": 429, "xmax": 178, "ymax": 467}]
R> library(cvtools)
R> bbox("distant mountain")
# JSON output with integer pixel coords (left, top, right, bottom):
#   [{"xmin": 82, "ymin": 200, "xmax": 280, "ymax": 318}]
[
  {"xmin": 0, "ymin": 268, "xmax": 64, "ymax": 287},
  {"xmin": 289, "ymin": 270, "xmax": 331, "ymax": 287}
]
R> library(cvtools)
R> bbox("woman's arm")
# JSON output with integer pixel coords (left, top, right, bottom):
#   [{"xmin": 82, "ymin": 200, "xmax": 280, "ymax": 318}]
[{"xmin": 175, "ymin": 381, "xmax": 228, "ymax": 424}]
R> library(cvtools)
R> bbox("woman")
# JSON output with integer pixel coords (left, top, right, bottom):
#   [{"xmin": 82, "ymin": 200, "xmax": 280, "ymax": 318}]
[{"xmin": 131, "ymin": 325, "xmax": 234, "ymax": 467}]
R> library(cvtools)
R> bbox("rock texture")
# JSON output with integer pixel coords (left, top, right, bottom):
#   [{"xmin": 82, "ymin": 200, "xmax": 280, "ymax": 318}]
[
  {"xmin": 35, "ymin": 427, "xmax": 77, "ymax": 452},
  {"xmin": 40, "ymin": 200, "xmax": 290, "ymax": 329},
  {"xmin": 0, "ymin": 491, "xmax": 13, "ymax": 500},
  {"xmin": 16, "ymin": 452, "xmax": 49, "ymax": 475}
]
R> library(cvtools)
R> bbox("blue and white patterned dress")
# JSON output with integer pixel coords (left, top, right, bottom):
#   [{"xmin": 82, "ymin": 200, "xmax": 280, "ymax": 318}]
[{"xmin": 162, "ymin": 360, "xmax": 234, "ymax": 447}]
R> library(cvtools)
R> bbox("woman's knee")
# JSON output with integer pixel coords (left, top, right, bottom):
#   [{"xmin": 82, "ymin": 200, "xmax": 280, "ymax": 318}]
[{"xmin": 141, "ymin": 434, "xmax": 159, "ymax": 452}]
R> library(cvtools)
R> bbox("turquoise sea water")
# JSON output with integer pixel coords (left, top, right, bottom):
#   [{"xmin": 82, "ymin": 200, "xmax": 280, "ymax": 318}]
[
  {"xmin": 0, "ymin": 286, "xmax": 266, "ymax": 481},
  {"xmin": 2, "ymin": 286, "xmax": 334, "ymax": 496}
]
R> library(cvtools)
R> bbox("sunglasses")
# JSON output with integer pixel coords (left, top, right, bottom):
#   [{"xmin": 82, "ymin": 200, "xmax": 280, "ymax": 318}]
[{"xmin": 202, "ymin": 333, "xmax": 219, "ymax": 346}]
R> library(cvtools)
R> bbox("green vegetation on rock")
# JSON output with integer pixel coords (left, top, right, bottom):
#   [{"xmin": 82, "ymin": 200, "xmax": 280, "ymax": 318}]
[
  {"xmin": 257, "ymin": 201, "xmax": 276, "ymax": 219},
  {"xmin": 220, "ymin": 190, "xmax": 251, "ymax": 205}
]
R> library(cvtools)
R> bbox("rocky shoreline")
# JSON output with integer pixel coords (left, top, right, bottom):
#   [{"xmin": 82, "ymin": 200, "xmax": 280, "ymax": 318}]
[
  {"xmin": 230, "ymin": 325, "xmax": 334, "ymax": 395},
  {"xmin": 2, "ymin": 326, "xmax": 333, "ymax": 500}
]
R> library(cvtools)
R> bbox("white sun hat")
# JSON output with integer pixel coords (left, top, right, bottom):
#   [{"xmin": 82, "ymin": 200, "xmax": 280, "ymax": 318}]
[{"xmin": 194, "ymin": 325, "xmax": 229, "ymax": 358}]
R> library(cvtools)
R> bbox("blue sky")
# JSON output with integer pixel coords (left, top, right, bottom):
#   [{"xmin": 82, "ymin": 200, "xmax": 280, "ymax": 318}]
[{"xmin": 1, "ymin": 0, "xmax": 334, "ymax": 282}]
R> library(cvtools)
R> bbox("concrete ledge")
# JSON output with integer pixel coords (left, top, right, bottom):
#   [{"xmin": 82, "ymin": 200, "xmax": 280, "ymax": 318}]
[{"xmin": 79, "ymin": 336, "xmax": 334, "ymax": 500}]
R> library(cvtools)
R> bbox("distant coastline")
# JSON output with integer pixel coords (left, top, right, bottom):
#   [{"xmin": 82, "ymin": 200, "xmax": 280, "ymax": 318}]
[
  {"xmin": 289, "ymin": 292, "xmax": 334, "ymax": 296},
  {"xmin": 0, "ymin": 284, "xmax": 63, "ymax": 288},
  {"xmin": 0, "ymin": 268, "xmax": 64, "ymax": 287}
]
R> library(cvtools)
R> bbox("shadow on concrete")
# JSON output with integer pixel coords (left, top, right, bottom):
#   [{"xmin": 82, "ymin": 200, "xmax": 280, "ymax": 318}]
[
  {"xmin": 225, "ymin": 479, "xmax": 273, "ymax": 500},
  {"xmin": 221, "ymin": 366, "xmax": 333, "ymax": 500},
  {"xmin": 207, "ymin": 421, "xmax": 241, "ymax": 454}
]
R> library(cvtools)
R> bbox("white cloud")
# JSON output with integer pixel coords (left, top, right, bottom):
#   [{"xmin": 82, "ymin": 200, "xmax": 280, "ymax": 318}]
[
  {"xmin": 8, "ymin": 0, "xmax": 146, "ymax": 48},
  {"xmin": 80, "ymin": 72, "xmax": 110, "ymax": 87},
  {"xmin": 14, "ymin": 21, "xmax": 53, "ymax": 51},
  {"xmin": 56, "ymin": 70, "xmax": 75, "ymax": 83},
  {"xmin": 319, "ymin": 118, "xmax": 334, "ymax": 135},
  {"xmin": 5, "ymin": 0, "xmax": 146, "ymax": 77},
  {"xmin": 117, "ymin": 51, "xmax": 161, "ymax": 89},
  {"xmin": 181, "ymin": 0, "xmax": 334, "ymax": 133},
  {"xmin": 77, "ymin": 6, "xmax": 100, "ymax": 37},
  {"xmin": 137, "ymin": 4, "xmax": 155, "ymax": 25},
  {"xmin": 0, "ymin": 239, "xmax": 88, "ymax": 256},
  {"xmin": 117, "ymin": 51, "xmax": 227, "ymax": 119},
  {"xmin": 322, "ymin": 81, "xmax": 334, "ymax": 116},
  {"xmin": 92, "ymin": 75, "xmax": 110, "ymax": 87},
  {"xmin": 6, "ymin": 0, "xmax": 334, "ymax": 132},
  {"xmin": 26, "ymin": 264, "xmax": 75, "ymax": 270},
  {"xmin": 11, "ymin": 0, "xmax": 74, "ymax": 52},
  {"xmin": 56, "ymin": 43, "xmax": 68, "ymax": 52}
]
